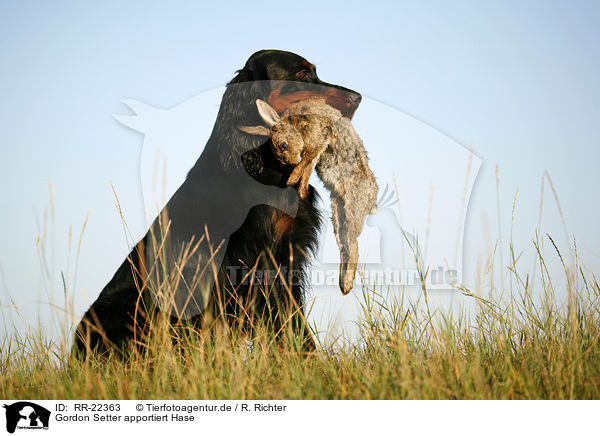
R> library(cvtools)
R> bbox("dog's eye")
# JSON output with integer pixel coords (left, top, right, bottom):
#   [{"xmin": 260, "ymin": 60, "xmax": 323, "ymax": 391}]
[
  {"xmin": 281, "ymin": 142, "xmax": 288, "ymax": 150},
  {"xmin": 296, "ymin": 70, "xmax": 308, "ymax": 78}
]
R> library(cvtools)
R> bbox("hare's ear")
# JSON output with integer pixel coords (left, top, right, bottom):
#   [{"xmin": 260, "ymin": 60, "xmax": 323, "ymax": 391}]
[
  {"xmin": 255, "ymin": 99, "xmax": 281, "ymax": 127},
  {"xmin": 238, "ymin": 125, "xmax": 271, "ymax": 136}
]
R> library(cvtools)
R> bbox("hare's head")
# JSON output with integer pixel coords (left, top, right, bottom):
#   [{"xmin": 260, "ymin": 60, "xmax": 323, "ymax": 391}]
[
  {"xmin": 239, "ymin": 99, "xmax": 304, "ymax": 165},
  {"xmin": 270, "ymin": 122, "xmax": 304, "ymax": 165}
]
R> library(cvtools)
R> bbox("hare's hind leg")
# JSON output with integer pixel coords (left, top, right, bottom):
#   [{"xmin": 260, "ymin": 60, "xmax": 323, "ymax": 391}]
[
  {"xmin": 340, "ymin": 239, "xmax": 358, "ymax": 295},
  {"xmin": 331, "ymin": 195, "xmax": 356, "ymax": 295},
  {"xmin": 331, "ymin": 195, "xmax": 343, "ymax": 253}
]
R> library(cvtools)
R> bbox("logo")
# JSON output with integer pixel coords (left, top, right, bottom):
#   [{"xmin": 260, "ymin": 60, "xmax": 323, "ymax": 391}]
[{"xmin": 3, "ymin": 402, "xmax": 50, "ymax": 434}]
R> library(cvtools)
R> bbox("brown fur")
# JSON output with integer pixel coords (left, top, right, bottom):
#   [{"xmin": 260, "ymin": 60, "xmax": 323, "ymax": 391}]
[{"xmin": 240, "ymin": 98, "xmax": 378, "ymax": 294}]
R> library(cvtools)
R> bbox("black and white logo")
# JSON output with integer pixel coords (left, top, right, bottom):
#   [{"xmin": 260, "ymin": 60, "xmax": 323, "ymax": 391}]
[{"xmin": 3, "ymin": 402, "xmax": 50, "ymax": 434}]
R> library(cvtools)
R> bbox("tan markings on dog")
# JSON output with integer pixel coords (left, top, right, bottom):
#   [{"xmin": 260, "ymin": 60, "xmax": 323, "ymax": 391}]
[
  {"xmin": 272, "ymin": 211, "xmax": 295, "ymax": 241},
  {"xmin": 301, "ymin": 60, "xmax": 315, "ymax": 69}
]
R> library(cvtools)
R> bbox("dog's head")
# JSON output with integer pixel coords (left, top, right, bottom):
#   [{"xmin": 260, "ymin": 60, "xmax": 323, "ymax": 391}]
[
  {"xmin": 213, "ymin": 50, "xmax": 361, "ymax": 170},
  {"xmin": 230, "ymin": 49, "xmax": 362, "ymax": 118}
]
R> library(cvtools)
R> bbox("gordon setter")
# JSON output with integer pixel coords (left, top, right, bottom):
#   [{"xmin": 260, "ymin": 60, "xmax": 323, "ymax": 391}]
[{"xmin": 73, "ymin": 49, "xmax": 362, "ymax": 356}]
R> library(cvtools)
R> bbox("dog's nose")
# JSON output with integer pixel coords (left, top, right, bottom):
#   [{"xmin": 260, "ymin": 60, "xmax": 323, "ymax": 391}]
[
  {"xmin": 342, "ymin": 91, "xmax": 362, "ymax": 117},
  {"xmin": 349, "ymin": 93, "xmax": 362, "ymax": 105}
]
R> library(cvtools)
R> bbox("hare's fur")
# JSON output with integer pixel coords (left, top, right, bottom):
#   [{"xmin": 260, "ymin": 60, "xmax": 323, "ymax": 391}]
[{"xmin": 241, "ymin": 98, "xmax": 378, "ymax": 294}]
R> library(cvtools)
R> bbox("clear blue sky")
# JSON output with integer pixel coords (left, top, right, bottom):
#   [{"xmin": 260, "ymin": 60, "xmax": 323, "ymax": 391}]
[{"xmin": 1, "ymin": 1, "xmax": 599, "ymax": 339}]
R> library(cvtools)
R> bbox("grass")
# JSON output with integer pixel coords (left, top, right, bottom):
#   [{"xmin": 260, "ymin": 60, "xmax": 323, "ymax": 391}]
[
  {"xmin": 2, "ymin": 230, "xmax": 600, "ymax": 400},
  {"xmin": 2, "ymin": 174, "xmax": 600, "ymax": 400}
]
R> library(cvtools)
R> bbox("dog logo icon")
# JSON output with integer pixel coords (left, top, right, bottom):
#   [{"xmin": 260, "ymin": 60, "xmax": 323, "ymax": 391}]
[{"xmin": 2, "ymin": 402, "xmax": 50, "ymax": 433}]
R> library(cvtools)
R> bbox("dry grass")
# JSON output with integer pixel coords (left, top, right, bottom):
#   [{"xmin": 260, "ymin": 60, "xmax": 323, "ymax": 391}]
[
  {"xmin": 2, "ymin": 174, "xmax": 600, "ymax": 400},
  {"xmin": 2, "ymin": 229, "xmax": 600, "ymax": 399}
]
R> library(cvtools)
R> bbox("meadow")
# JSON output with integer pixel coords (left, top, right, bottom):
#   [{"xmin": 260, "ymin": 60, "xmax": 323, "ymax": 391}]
[
  {"xmin": 1, "ymin": 173, "xmax": 600, "ymax": 401},
  {"xmin": 1, "ymin": 227, "xmax": 599, "ymax": 400}
]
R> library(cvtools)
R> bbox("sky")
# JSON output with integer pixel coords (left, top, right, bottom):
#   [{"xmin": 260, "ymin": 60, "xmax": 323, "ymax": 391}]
[{"xmin": 1, "ymin": 1, "xmax": 599, "ymax": 341}]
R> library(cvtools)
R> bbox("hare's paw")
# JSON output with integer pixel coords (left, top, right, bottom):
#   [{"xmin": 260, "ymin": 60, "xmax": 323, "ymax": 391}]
[
  {"xmin": 287, "ymin": 165, "xmax": 304, "ymax": 186},
  {"xmin": 297, "ymin": 181, "xmax": 310, "ymax": 199},
  {"xmin": 297, "ymin": 169, "xmax": 313, "ymax": 199}
]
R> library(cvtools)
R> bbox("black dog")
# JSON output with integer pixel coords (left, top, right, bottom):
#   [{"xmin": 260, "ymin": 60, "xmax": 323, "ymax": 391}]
[{"xmin": 73, "ymin": 49, "xmax": 362, "ymax": 355}]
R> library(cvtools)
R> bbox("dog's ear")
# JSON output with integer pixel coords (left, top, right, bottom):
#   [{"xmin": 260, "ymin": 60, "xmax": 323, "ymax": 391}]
[
  {"xmin": 255, "ymin": 99, "xmax": 281, "ymax": 127},
  {"xmin": 238, "ymin": 125, "xmax": 270, "ymax": 136}
]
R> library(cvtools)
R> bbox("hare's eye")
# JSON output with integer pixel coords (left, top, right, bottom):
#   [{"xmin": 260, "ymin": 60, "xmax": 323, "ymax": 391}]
[{"xmin": 281, "ymin": 142, "xmax": 288, "ymax": 150}]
